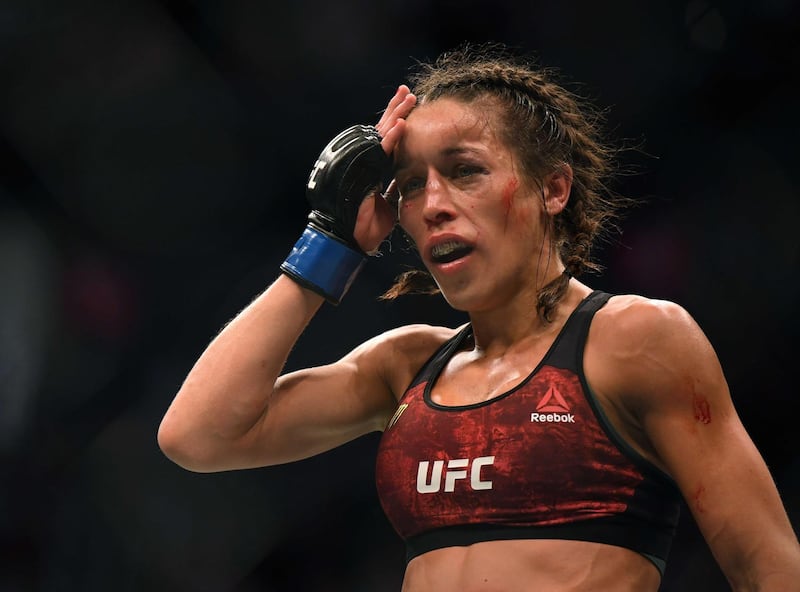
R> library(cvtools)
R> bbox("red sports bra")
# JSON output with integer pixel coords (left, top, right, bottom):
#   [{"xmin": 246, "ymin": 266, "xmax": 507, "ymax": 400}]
[{"xmin": 374, "ymin": 291, "xmax": 681, "ymax": 575}]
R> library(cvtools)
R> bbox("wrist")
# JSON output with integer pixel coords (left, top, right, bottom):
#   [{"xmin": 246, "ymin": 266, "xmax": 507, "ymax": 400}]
[{"xmin": 280, "ymin": 224, "xmax": 365, "ymax": 305}]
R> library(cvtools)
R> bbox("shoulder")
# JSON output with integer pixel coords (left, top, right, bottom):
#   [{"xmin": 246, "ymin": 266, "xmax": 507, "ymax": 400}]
[
  {"xmin": 355, "ymin": 323, "xmax": 461, "ymax": 357},
  {"xmin": 587, "ymin": 293, "xmax": 723, "ymax": 409},
  {"xmin": 591, "ymin": 293, "xmax": 709, "ymax": 364},
  {"xmin": 594, "ymin": 293, "xmax": 696, "ymax": 335},
  {"xmin": 347, "ymin": 323, "xmax": 463, "ymax": 400},
  {"xmin": 380, "ymin": 322, "xmax": 462, "ymax": 347}
]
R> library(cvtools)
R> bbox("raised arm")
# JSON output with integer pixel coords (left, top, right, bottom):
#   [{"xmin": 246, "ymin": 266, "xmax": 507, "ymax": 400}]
[
  {"xmin": 157, "ymin": 87, "xmax": 418, "ymax": 472},
  {"xmin": 593, "ymin": 297, "xmax": 800, "ymax": 591}
]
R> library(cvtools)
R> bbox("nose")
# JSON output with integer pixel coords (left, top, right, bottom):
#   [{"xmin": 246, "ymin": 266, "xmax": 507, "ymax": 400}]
[{"xmin": 421, "ymin": 174, "xmax": 456, "ymax": 227}]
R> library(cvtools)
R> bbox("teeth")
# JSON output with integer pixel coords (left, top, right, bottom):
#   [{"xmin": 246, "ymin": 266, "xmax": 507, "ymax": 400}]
[{"xmin": 431, "ymin": 241, "xmax": 466, "ymax": 258}]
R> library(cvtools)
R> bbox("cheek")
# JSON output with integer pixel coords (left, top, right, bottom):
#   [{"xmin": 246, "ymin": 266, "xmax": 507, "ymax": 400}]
[
  {"xmin": 398, "ymin": 205, "xmax": 408, "ymax": 226},
  {"xmin": 397, "ymin": 199, "xmax": 414, "ymax": 223}
]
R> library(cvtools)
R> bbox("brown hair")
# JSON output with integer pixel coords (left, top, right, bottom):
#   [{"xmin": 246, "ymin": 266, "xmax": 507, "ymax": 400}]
[{"xmin": 381, "ymin": 42, "xmax": 634, "ymax": 321}]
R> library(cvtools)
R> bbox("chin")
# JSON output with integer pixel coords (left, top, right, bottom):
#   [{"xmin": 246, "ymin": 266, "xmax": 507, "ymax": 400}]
[
  {"xmin": 437, "ymin": 287, "xmax": 468, "ymax": 312},
  {"xmin": 439, "ymin": 285, "xmax": 492, "ymax": 313}
]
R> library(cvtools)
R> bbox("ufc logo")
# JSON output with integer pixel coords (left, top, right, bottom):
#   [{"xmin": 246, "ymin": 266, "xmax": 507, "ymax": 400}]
[
  {"xmin": 416, "ymin": 456, "xmax": 495, "ymax": 494},
  {"xmin": 307, "ymin": 159, "xmax": 327, "ymax": 189}
]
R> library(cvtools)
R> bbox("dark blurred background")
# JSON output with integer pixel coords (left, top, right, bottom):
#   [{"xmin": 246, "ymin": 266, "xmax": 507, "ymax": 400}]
[{"xmin": 1, "ymin": 0, "xmax": 798, "ymax": 590}]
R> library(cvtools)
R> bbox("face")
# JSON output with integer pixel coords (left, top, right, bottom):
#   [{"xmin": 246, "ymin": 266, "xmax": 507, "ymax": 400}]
[{"xmin": 395, "ymin": 98, "xmax": 551, "ymax": 312}]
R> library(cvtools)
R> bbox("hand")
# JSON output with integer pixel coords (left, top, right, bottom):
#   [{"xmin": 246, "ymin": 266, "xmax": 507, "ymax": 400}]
[
  {"xmin": 280, "ymin": 86, "xmax": 416, "ymax": 304},
  {"xmin": 306, "ymin": 124, "xmax": 390, "ymax": 250},
  {"xmin": 353, "ymin": 86, "xmax": 416, "ymax": 253},
  {"xmin": 376, "ymin": 85, "xmax": 417, "ymax": 155}
]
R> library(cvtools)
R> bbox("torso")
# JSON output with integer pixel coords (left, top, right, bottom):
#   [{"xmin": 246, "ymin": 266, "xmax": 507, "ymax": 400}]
[
  {"xmin": 401, "ymin": 539, "xmax": 661, "ymax": 592},
  {"xmin": 380, "ymin": 286, "xmax": 678, "ymax": 592}
]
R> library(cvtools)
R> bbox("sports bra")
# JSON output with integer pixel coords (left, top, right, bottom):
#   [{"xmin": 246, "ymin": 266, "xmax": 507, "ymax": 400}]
[{"xmin": 374, "ymin": 291, "xmax": 681, "ymax": 575}]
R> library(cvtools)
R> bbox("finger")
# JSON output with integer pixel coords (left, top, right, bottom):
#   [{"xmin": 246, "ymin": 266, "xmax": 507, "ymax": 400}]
[
  {"xmin": 378, "ymin": 95, "xmax": 415, "ymax": 151},
  {"xmin": 392, "ymin": 93, "xmax": 416, "ymax": 121},
  {"xmin": 377, "ymin": 85, "xmax": 410, "ymax": 128},
  {"xmin": 385, "ymin": 85, "xmax": 411, "ymax": 113},
  {"xmin": 380, "ymin": 118, "xmax": 407, "ymax": 154},
  {"xmin": 377, "ymin": 88, "xmax": 416, "ymax": 135},
  {"xmin": 353, "ymin": 192, "xmax": 396, "ymax": 253}
]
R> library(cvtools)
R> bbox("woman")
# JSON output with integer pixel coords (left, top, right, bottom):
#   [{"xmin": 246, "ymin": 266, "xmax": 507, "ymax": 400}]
[{"xmin": 158, "ymin": 45, "xmax": 800, "ymax": 591}]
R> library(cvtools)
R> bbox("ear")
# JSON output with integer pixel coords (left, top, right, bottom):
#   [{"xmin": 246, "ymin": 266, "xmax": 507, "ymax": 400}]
[{"xmin": 543, "ymin": 164, "xmax": 573, "ymax": 216}]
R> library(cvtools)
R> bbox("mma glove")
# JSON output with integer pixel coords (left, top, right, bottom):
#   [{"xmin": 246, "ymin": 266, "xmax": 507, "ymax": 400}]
[{"xmin": 280, "ymin": 124, "xmax": 391, "ymax": 304}]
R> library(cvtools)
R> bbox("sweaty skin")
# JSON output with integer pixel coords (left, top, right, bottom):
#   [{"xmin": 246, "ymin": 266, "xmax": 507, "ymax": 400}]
[
  {"xmin": 388, "ymin": 98, "xmax": 800, "ymax": 592},
  {"xmin": 388, "ymin": 99, "xmax": 665, "ymax": 591},
  {"xmin": 402, "ymin": 539, "xmax": 661, "ymax": 592},
  {"xmin": 159, "ymin": 85, "xmax": 800, "ymax": 592}
]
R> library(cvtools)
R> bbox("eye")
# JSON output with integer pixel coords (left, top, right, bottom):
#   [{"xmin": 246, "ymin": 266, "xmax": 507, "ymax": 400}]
[
  {"xmin": 453, "ymin": 164, "xmax": 484, "ymax": 179},
  {"xmin": 398, "ymin": 177, "xmax": 425, "ymax": 198}
]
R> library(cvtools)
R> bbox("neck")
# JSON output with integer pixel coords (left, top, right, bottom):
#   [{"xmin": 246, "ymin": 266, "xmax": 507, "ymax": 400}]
[{"xmin": 467, "ymin": 275, "xmax": 587, "ymax": 357}]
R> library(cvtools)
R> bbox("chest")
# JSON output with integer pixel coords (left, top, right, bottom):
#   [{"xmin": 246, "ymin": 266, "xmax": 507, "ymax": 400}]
[
  {"xmin": 430, "ymin": 343, "xmax": 555, "ymax": 406},
  {"xmin": 385, "ymin": 365, "xmax": 602, "ymax": 465},
  {"xmin": 376, "ymin": 365, "xmax": 645, "ymax": 537}
]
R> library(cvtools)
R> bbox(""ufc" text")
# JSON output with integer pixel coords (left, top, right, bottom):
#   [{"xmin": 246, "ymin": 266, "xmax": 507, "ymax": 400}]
[{"xmin": 416, "ymin": 456, "xmax": 495, "ymax": 494}]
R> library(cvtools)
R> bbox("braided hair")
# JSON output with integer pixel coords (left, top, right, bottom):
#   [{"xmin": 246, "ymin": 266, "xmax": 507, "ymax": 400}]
[{"xmin": 382, "ymin": 43, "xmax": 633, "ymax": 321}]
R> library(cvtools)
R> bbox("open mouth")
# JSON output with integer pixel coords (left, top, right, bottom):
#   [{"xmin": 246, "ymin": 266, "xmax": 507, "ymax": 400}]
[{"xmin": 430, "ymin": 240, "xmax": 474, "ymax": 264}]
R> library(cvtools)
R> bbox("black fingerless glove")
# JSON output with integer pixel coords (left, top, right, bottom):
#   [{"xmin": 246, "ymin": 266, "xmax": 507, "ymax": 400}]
[{"xmin": 280, "ymin": 125, "xmax": 391, "ymax": 304}]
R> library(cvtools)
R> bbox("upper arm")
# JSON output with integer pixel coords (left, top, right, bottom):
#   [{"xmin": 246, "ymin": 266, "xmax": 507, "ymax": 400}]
[
  {"xmin": 598, "ymin": 298, "xmax": 800, "ymax": 589},
  {"xmin": 239, "ymin": 324, "xmax": 453, "ymax": 468}
]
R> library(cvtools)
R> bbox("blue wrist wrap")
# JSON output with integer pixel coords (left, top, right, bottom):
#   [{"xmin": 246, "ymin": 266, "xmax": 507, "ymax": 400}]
[{"xmin": 280, "ymin": 225, "xmax": 365, "ymax": 305}]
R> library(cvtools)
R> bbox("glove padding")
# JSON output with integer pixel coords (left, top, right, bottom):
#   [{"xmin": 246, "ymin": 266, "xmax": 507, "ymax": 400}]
[{"xmin": 305, "ymin": 124, "xmax": 391, "ymax": 250}]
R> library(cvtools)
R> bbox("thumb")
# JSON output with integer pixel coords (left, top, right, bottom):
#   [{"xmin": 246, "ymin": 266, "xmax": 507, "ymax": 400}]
[{"xmin": 354, "ymin": 191, "xmax": 397, "ymax": 254}]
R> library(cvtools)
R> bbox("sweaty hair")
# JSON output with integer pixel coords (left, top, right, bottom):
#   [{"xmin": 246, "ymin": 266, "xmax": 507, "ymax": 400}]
[{"xmin": 381, "ymin": 42, "xmax": 634, "ymax": 321}]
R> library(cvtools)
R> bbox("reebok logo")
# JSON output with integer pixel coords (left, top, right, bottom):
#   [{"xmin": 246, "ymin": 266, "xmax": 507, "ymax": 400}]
[{"xmin": 531, "ymin": 385, "xmax": 575, "ymax": 423}]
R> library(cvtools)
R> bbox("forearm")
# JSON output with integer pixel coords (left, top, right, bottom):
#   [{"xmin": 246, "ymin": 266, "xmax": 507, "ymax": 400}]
[
  {"xmin": 707, "ymin": 478, "xmax": 800, "ymax": 592},
  {"xmin": 158, "ymin": 274, "xmax": 323, "ymax": 470},
  {"xmin": 748, "ymin": 572, "xmax": 800, "ymax": 592},
  {"xmin": 735, "ymin": 544, "xmax": 800, "ymax": 592},
  {"xmin": 728, "ymin": 564, "xmax": 800, "ymax": 592}
]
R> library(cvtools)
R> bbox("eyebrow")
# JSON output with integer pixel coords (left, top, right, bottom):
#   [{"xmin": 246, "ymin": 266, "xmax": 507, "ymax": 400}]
[{"xmin": 394, "ymin": 146, "xmax": 484, "ymax": 174}]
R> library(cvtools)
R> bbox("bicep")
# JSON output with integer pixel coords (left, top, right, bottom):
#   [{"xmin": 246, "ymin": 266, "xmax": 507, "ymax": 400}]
[
  {"xmin": 232, "ymin": 341, "xmax": 398, "ymax": 468},
  {"xmin": 264, "ymin": 359, "xmax": 396, "ymax": 460},
  {"xmin": 231, "ymin": 325, "xmax": 454, "ymax": 467},
  {"xmin": 238, "ymin": 324, "xmax": 452, "ymax": 469}
]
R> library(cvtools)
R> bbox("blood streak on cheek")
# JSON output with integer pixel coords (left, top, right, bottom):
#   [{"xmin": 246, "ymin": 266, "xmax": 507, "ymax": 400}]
[
  {"xmin": 693, "ymin": 393, "xmax": 712, "ymax": 425},
  {"xmin": 501, "ymin": 177, "xmax": 520, "ymax": 230},
  {"xmin": 501, "ymin": 177, "xmax": 519, "ymax": 216},
  {"xmin": 692, "ymin": 484, "xmax": 706, "ymax": 514}
]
